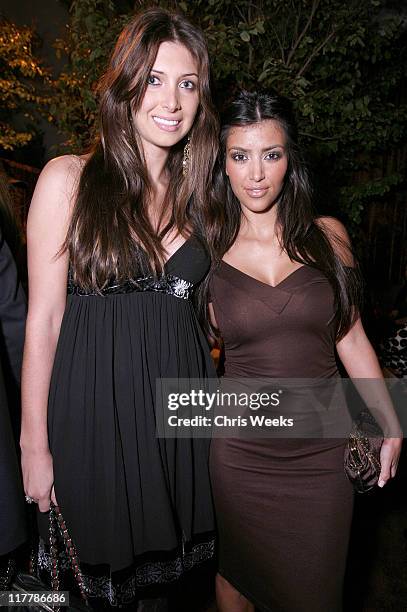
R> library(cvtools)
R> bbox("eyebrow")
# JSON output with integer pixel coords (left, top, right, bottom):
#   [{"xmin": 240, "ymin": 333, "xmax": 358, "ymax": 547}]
[
  {"xmin": 151, "ymin": 69, "xmax": 199, "ymax": 78},
  {"xmin": 228, "ymin": 145, "xmax": 285, "ymax": 152}
]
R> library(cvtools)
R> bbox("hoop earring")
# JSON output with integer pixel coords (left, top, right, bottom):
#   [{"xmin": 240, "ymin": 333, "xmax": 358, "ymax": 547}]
[{"xmin": 182, "ymin": 136, "xmax": 191, "ymax": 177}]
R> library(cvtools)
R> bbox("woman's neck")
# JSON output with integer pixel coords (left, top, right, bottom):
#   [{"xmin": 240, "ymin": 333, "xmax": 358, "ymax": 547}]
[
  {"xmin": 240, "ymin": 205, "xmax": 279, "ymax": 243},
  {"xmin": 142, "ymin": 141, "xmax": 170, "ymax": 186}
]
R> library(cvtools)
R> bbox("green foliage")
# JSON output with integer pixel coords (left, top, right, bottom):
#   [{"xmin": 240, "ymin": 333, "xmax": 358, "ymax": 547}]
[
  {"xmin": 0, "ymin": 19, "xmax": 51, "ymax": 150},
  {"xmin": 50, "ymin": 0, "xmax": 126, "ymax": 150},
  {"xmin": 187, "ymin": 0, "xmax": 407, "ymax": 227},
  {"xmin": 340, "ymin": 173, "xmax": 404, "ymax": 224},
  {"xmin": 39, "ymin": 0, "xmax": 407, "ymax": 225}
]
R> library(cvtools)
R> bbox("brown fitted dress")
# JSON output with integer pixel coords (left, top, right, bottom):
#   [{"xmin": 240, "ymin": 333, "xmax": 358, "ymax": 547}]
[{"xmin": 209, "ymin": 261, "xmax": 354, "ymax": 612}]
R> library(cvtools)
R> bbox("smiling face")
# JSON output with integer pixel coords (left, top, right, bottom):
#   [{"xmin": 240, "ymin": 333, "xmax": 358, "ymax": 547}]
[
  {"xmin": 225, "ymin": 120, "xmax": 289, "ymax": 216},
  {"xmin": 133, "ymin": 41, "xmax": 199, "ymax": 154}
]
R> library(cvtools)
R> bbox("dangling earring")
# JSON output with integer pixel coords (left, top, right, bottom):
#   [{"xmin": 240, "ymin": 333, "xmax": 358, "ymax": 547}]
[{"xmin": 182, "ymin": 136, "xmax": 191, "ymax": 177}]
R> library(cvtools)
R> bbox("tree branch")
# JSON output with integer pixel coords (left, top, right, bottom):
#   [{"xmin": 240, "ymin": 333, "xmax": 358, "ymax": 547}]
[
  {"xmin": 248, "ymin": 44, "xmax": 253, "ymax": 73},
  {"xmin": 299, "ymin": 131, "xmax": 339, "ymax": 141},
  {"xmin": 293, "ymin": 3, "xmax": 301, "ymax": 45},
  {"xmin": 286, "ymin": 0, "xmax": 320, "ymax": 67},
  {"xmin": 269, "ymin": 22, "xmax": 286, "ymax": 63},
  {"xmin": 235, "ymin": 4, "xmax": 247, "ymax": 23},
  {"xmin": 296, "ymin": 29, "xmax": 335, "ymax": 78}
]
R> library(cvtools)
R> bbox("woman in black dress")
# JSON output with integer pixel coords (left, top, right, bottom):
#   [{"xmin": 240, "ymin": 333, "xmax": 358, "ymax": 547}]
[
  {"xmin": 208, "ymin": 91, "xmax": 402, "ymax": 612},
  {"xmin": 21, "ymin": 9, "xmax": 218, "ymax": 608},
  {"xmin": 0, "ymin": 177, "xmax": 27, "ymax": 588}
]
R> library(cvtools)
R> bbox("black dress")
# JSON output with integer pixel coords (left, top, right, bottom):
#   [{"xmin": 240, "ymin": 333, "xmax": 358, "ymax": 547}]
[
  {"xmin": 38, "ymin": 236, "xmax": 216, "ymax": 606},
  {"xmin": 209, "ymin": 262, "xmax": 354, "ymax": 612},
  {"xmin": 0, "ymin": 232, "xmax": 27, "ymax": 557}
]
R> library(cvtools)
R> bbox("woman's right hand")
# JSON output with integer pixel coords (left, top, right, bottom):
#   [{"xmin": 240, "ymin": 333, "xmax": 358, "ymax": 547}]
[{"xmin": 21, "ymin": 448, "xmax": 55, "ymax": 512}]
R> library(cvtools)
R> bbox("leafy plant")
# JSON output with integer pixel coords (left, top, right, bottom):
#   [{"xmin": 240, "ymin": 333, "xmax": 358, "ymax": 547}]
[
  {"xmin": 26, "ymin": 0, "xmax": 407, "ymax": 227},
  {"xmin": 50, "ymin": 0, "xmax": 127, "ymax": 150},
  {"xmin": 184, "ymin": 0, "xmax": 407, "ymax": 227},
  {"xmin": 0, "ymin": 18, "xmax": 51, "ymax": 150}
]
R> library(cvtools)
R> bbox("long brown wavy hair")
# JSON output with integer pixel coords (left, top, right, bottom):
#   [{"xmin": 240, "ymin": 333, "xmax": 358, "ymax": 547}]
[
  {"xmin": 208, "ymin": 90, "xmax": 363, "ymax": 341},
  {"xmin": 65, "ymin": 8, "xmax": 219, "ymax": 290}
]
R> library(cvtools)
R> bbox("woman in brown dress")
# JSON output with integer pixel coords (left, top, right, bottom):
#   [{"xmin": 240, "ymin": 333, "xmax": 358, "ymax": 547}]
[{"xmin": 208, "ymin": 91, "xmax": 402, "ymax": 612}]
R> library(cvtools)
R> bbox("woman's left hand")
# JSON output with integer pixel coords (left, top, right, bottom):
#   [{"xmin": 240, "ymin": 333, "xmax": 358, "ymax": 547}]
[{"xmin": 378, "ymin": 437, "xmax": 402, "ymax": 487}]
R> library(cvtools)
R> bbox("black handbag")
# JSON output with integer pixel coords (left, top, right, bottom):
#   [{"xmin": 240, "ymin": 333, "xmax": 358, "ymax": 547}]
[
  {"xmin": 3, "ymin": 503, "xmax": 89, "ymax": 611},
  {"xmin": 9, "ymin": 571, "xmax": 87, "ymax": 611}
]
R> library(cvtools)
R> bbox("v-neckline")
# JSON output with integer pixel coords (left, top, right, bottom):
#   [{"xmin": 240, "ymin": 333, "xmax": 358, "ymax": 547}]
[
  {"xmin": 220, "ymin": 259, "xmax": 306, "ymax": 289},
  {"xmin": 163, "ymin": 235, "xmax": 193, "ymax": 268}
]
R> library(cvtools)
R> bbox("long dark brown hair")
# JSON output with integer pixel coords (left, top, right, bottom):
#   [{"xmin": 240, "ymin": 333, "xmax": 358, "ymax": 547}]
[
  {"xmin": 65, "ymin": 8, "xmax": 219, "ymax": 290},
  {"xmin": 209, "ymin": 90, "xmax": 363, "ymax": 341}
]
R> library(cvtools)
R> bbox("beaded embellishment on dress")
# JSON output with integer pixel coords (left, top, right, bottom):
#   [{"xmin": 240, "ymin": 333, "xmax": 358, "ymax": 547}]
[
  {"xmin": 67, "ymin": 272, "xmax": 194, "ymax": 300},
  {"xmin": 37, "ymin": 537, "xmax": 215, "ymax": 606}
]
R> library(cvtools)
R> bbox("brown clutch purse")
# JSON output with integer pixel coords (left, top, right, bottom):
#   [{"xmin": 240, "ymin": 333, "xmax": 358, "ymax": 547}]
[{"xmin": 344, "ymin": 410, "xmax": 383, "ymax": 493}]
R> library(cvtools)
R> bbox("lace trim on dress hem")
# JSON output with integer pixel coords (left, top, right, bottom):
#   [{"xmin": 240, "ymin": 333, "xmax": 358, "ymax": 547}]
[
  {"xmin": 37, "ymin": 537, "xmax": 215, "ymax": 605},
  {"xmin": 67, "ymin": 274, "xmax": 194, "ymax": 300}
]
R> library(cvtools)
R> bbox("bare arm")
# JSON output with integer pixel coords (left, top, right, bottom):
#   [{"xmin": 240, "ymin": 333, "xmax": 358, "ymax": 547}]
[
  {"xmin": 20, "ymin": 155, "xmax": 80, "ymax": 511},
  {"xmin": 320, "ymin": 217, "xmax": 403, "ymax": 487},
  {"xmin": 336, "ymin": 317, "xmax": 402, "ymax": 435},
  {"xmin": 336, "ymin": 318, "xmax": 402, "ymax": 487}
]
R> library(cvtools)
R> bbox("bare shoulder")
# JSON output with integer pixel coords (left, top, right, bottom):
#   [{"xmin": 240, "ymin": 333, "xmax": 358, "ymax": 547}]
[
  {"xmin": 29, "ymin": 154, "xmax": 85, "ymax": 220},
  {"xmin": 28, "ymin": 155, "xmax": 86, "ymax": 243},
  {"xmin": 36, "ymin": 154, "xmax": 84, "ymax": 199},
  {"xmin": 315, "ymin": 216, "xmax": 350, "ymax": 243},
  {"xmin": 315, "ymin": 216, "xmax": 353, "ymax": 265}
]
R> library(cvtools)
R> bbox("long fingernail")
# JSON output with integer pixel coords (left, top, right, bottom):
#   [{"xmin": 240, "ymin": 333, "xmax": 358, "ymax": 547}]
[{"xmin": 378, "ymin": 480, "xmax": 385, "ymax": 487}]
